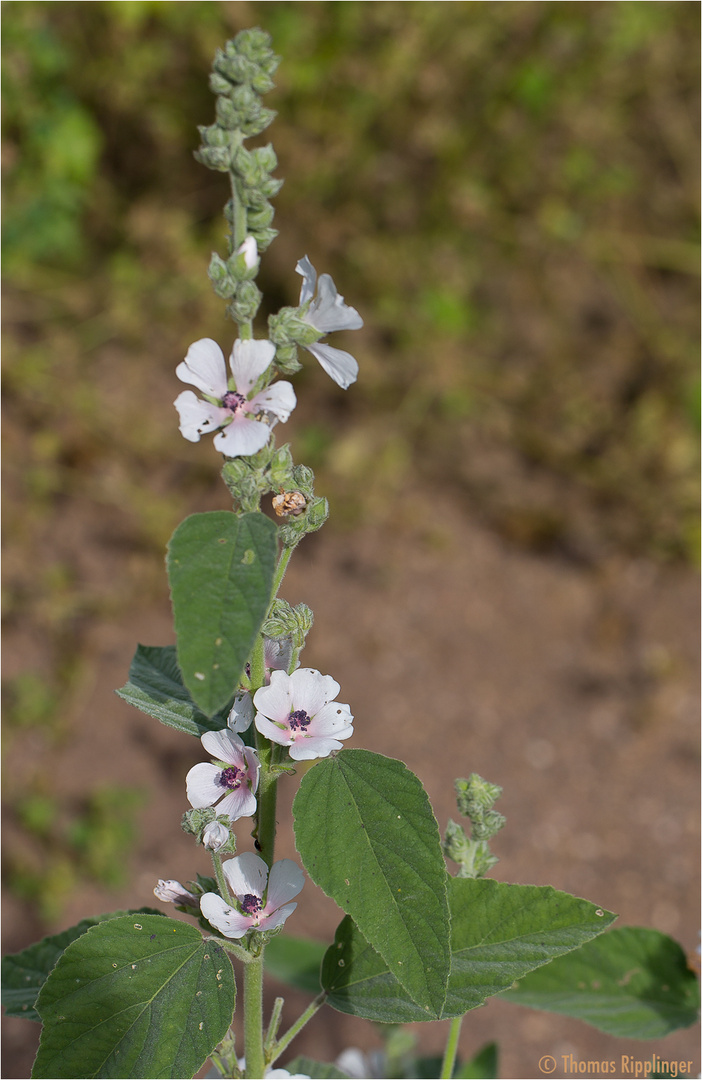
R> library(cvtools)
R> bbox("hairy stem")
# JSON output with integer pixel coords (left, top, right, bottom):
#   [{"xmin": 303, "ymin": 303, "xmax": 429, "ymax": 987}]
[{"xmin": 243, "ymin": 955, "xmax": 265, "ymax": 1080}]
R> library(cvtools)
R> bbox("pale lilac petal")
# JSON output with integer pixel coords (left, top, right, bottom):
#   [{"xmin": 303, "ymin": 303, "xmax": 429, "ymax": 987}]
[
  {"xmin": 249, "ymin": 381, "xmax": 296, "ymax": 423},
  {"xmin": 217, "ymin": 786, "xmax": 257, "ymax": 821},
  {"xmin": 258, "ymin": 901, "xmax": 297, "ymax": 932},
  {"xmin": 264, "ymin": 859, "xmax": 305, "ymax": 910},
  {"xmin": 254, "ymin": 712, "xmax": 292, "ymax": 746},
  {"xmin": 201, "ymin": 728, "xmax": 247, "ymax": 765},
  {"xmin": 176, "ymin": 338, "xmax": 228, "ymax": 397},
  {"xmin": 308, "ymin": 274, "xmax": 364, "ymax": 333},
  {"xmin": 290, "ymin": 669, "xmax": 340, "ymax": 716},
  {"xmin": 228, "ymin": 692, "xmax": 254, "ymax": 733},
  {"xmin": 186, "ymin": 762, "xmax": 226, "ymax": 808},
  {"xmin": 237, "ymin": 236, "xmax": 258, "ymax": 269},
  {"xmin": 174, "ymin": 391, "xmax": 228, "ymax": 442},
  {"xmin": 154, "ymin": 879, "xmax": 197, "ymax": 904},
  {"xmin": 289, "ymin": 736, "xmax": 344, "ymax": 761},
  {"xmin": 254, "ymin": 670, "xmax": 294, "ymax": 722},
  {"xmin": 309, "ymin": 701, "xmax": 354, "ymax": 734},
  {"xmin": 304, "ymin": 342, "xmax": 359, "ymax": 389},
  {"xmin": 295, "ymin": 255, "xmax": 316, "ymax": 304},
  {"xmin": 214, "ymin": 416, "xmax": 272, "ymax": 457},
  {"xmin": 230, "ymin": 338, "xmax": 276, "ymax": 396},
  {"xmin": 223, "ymin": 852, "xmax": 268, "ymax": 899},
  {"xmin": 200, "ymin": 893, "xmax": 252, "ymax": 938},
  {"xmin": 264, "ymin": 637, "xmax": 293, "ymax": 675}
]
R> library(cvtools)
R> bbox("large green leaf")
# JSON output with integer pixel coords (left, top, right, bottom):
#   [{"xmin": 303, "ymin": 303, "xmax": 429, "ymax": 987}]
[
  {"xmin": 322, "ymin": 878, "xmax": 616, "ymax": 1022},
  {"xmin": 2, "ymin": 908, "xmax": 164, "ymax": 1022},
  {"xmin": 500, "ymin": 926, "xmax": 700, "ymax": 1038},
  {"xmin": 116, "ymin": 645, "xmax": 231, "ymax": 737},
  {"xmin": 32, "ymin": 914, "xmax": 235, "ymax": 1079},
  {"xmin": 293, "ymin": 750, "xmax": 451, "ymax": 1017},
  {"xmin": 167, "ymin": 511, "xmax": 277, "ymax": 716}
]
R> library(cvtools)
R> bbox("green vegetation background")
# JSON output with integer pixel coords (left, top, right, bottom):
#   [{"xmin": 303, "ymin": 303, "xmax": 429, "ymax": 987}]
[{"xmin": 2, "ymin": 1, "xmax": 700, "ymax": 914}]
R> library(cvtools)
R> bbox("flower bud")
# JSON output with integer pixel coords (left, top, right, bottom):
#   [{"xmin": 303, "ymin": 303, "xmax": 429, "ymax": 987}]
[{"xmin": 202, "ymin": 820, "xmax": 231, "ymax": 852}]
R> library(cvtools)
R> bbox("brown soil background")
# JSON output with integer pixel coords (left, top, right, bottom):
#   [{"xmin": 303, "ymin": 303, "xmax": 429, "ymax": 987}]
[{"xmin": 3, "ymin": 488, "xmax": 699, "ymax": 1078}]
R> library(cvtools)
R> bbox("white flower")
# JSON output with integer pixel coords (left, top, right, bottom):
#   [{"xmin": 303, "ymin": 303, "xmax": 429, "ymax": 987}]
[
  {"xmin": 236, "ymin": 235, "xmax": 258, "ymax": 270},
  {"xmin": 253, "ymin": 668, "xmax": 354, "ymax": 761},
  {"xmin": 174, "ymin": 337, "xmax": 295, "ymax": 456},
  {"xmin": 227, "ymin": 640, "xmax": 294, "ymax": 735},
  {"xmin": 266, "ymin": 1071, "xmax": 311, "ymax": 1079},
  {"xmin": 295, "ymin": 256, "xmax": 363, "ymax": 389},
  {"xmin": 202, "ymin": 820, "xmax": 230, "ymax": 852},
  {"xmin": 200, "ymin": 852, "xmax": 304, "ymax": 938},
  {"xmin": 186, "ymin": 729, "xmax": 260, "ymax": 821},
  {"xmin": 153, "ymin": 879, "xmax": 199, "ymax": 910}
]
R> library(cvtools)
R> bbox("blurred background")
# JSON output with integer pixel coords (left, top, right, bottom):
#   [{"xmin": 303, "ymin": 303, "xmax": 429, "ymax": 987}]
[{"xmin": 2, "ymin": 2, "xmax": 699, "ymax": 1077}]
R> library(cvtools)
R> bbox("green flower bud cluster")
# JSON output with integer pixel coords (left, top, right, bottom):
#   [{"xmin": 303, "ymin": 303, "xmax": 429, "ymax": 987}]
[
  {"xmin": 195, "ymin": 29, "xmax": 282, "ymax": 321},
  {"xmin": 443, "ymin": 774, "xmax": 506, "ymax": 879},
  {"xmin": 181, "ymin": 807, "xmax": 237, "ymax": 855},
  {"xmin": 268, "ymin": 306, "xmax": 324, "ymax": 375},
  {"xmin": 262, "ymin": 599, "xmax": 314, "ymax": 650}
]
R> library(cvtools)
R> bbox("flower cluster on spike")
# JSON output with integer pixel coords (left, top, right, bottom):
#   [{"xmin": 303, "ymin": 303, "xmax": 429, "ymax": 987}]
[{"xmin": 200, "ymin": 853, "xmax": 304, "ymax": 938}]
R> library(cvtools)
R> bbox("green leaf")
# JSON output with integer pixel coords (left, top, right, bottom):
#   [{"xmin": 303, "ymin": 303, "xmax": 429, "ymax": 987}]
[
  {"xmin": 294, "ymin": 750, "xmax": 451, "ymax": 1017},
  {"xmin": 1, "ymin": 908, "xmax": 164, "ymax": 1022},
  {"xmin": 263, "ymin": 934, "xmax": 326, "ymax": 995},
  {"xmin": 322, "ymin": 879, "xmax": 616, "ymax": 1022},
  {"xmin": 500, "ymin": 926, "xmax": 700, "ymax": 1038},
  {"xmin": 32, "ymin": 914, "xmax": 235, "ymax": 1079},
  {"xmin": 444, "ymin": 876, "xmax": 617, "ymax": 1016},
  {"xmin": 285, "ymin": 1056, "xmax": 349, "ymax": 1079},
  {"xmin": 167, "ymin": 511, "xmax": 277, "ymax": 716},
  {"xmin": 116, "ymin": 645, "xmax": 231, "ymax": 737}
]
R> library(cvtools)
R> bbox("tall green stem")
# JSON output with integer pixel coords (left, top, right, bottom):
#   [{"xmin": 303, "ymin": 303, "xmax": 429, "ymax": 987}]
[
  {"xmin": 268, "ymin": 992, "xmax": 327, "ymax": 1066},
  {"xmin": 229, "ymin": 168, "xmax": 252, "ymax": 340},
  {"xmin": 440, "ymin": 1015, "xmax": 463, "ymax": 1079},
  {"xmin": 243, "ymin": 955, "xmax": 265, "ymax": 1080}
]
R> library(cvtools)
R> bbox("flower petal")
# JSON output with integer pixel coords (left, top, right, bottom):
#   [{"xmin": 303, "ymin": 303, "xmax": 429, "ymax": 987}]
[
  {"xmin": 176, "ymin": 339, "xmax": 228, "ymax": 397},
  {"xmin": 254, "ymin": 670, "xmax": 294, "ymax": 723},
  {"xmin": 309, "ymin": 273, "xmax": 364, "ymax": 333},
  {"xmin": 186, "ymin": 762, "xmax": 226, "ymax": 808},
  {"xmin": 228, "ymin": 692, "xmax": 254, "ymax": 733},
  {"xmin": 214, "ymin": 416, "xmax": 272, "ymax": 457},
  {"xmin": 254, "ymin": 712, "xmax": 293, "ymax": 746},
  {"xmin": 289, "ymin": 669, "xmax": 340, "ymax": 717},
  {"xmin": 304, "ymin": 342, "xmax": 359, "ymax": 389},
  {"xmin": 249, "ymin": 381, "xmax": 296, "ymax": 423},
  {"xmin": 288, "ymin": 736, "xmax": 345, "ymax": 761},
  {"xmin": 309, "ymin": 700, "xmax": 354, "ymax": 734},
  {"xmin": 217, "ymin": 786, "xmax": 257, "ymax": 821},
  {"xmin": 200, "ymin": 893, "xmax": 252, "ymax": 938},
  {"xmin": 259, "ymin": 901, "xmax": 298, "ymax": 932},
  {"xmin": 230, "ymin": 338, "xmax": 276, "ymax": 396},
  {"xmin": 222, "ymin": 851, "xmax": 269, "ymax": 900},
  {"xmin": 174, "ymin": 391, "xmax": 228, "ymax": 442},
  {"xmin": 201, "ymin": 728, "xmax": 247, "ymax": 765},
  {"xmin": 264, "ymin": 859, "xmax": 305, "ymax": 910},
  {"xmin": 295, "ymin": 255, "xmax": 317, "ymax": 305}
]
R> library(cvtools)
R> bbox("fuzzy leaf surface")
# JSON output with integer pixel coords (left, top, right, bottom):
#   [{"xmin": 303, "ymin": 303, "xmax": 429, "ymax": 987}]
[
  {"xmin": 293, "ymin": 749, "xmax": 451, "ymax": 1016},
  {"xmin": 322, "ymin": 878, "xmax": 616, "ymax": 1022},
  {"xmin": 2, "ymin": 909, "xmax": 163, "ymax": 1022},
  {"xmin": 32, "ymin": 914, "xmax": 235, "ymax": 1079},
  {"xmin": 500, "ymin": 926, "xmax": 700, "ymax": 1038},
  {"xmin": 167, "ymin": 511, "xmax": 277, "ymax": 716},
  {"xmin": 116, "ymin": 645, "xmax": 231, "ymax": 736}
]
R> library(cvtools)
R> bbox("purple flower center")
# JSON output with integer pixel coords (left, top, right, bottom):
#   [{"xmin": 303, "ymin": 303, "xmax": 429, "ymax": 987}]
[
  {"xmin": 240, "ymin": 893, "xmax": 262, "ymax": 915},
  {"xmin": 219, "ymin": 766, "xmax": 244, "ymax": 790},
  {"xmin": 222, "ymin": 390, "xmax": 246, "ymax": 413},
  {"xmin": 288, "ymin": 709, "xmax": 311, "ymax": 732}
]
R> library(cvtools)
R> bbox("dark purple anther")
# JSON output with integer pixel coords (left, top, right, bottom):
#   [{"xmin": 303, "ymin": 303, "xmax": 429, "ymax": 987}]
[
  {"xmin": 288, "ymin": 709, "xmax": 311, "ymax": 732},
  {"xmin": 219, "ymin": 766, "xmax": 243, "ymax": 790},
  {"xmin": 222, "ymin": 390, "xmax": 246, "ymax": 412},
  {"xmin": 240, "ymin": 893, "xmax": 262, "ymax": 915}
]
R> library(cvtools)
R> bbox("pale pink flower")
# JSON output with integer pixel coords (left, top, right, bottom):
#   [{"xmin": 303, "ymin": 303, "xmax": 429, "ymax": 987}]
[
  {"xmin": 186, "ymin": 729, "xmax": 259, "ymax": 821},
  {"xmin": 296, "ymin": 256, "xmax": 363, "ymax": 389},
  {"xmin": 175, "ymin": 337, "xmax": 295, "ymax": 456},
  {"xmin": 200, "ymin": 852, "xmax": 304, "ymax": 938},
  {"xmin": 253, "ymin": 668, "xmax": 353, "ymax": 761}
]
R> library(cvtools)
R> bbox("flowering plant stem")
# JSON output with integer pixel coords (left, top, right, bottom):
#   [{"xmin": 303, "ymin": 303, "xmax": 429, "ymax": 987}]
[
  {"xmin": 243, "ymin": 954, "xmax": 265, "ymax": 1080},
  {"xmin": 439, "ymin": 1015, "xmax": 464, "ymax": 1079},
  {"xmin": 268, "ymin": 991, "xmax": 328, "ymax": 1067}
]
